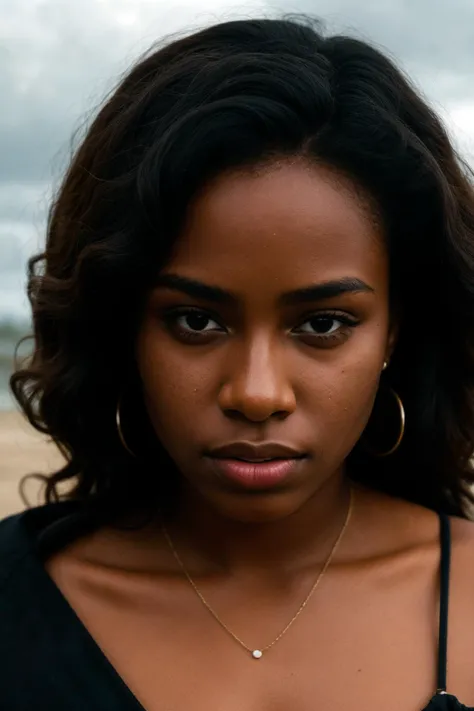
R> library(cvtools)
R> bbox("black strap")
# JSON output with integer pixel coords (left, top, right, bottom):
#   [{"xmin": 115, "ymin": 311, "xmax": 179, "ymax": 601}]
[{"xmin": 437, "ymin": 513, "xmax": 451, "ymax": 694}]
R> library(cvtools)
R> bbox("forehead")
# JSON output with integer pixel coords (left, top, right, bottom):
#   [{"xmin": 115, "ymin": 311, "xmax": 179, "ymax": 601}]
[{"xmin": 165, "ymin": 161, "xmax": 387, "ymax": 297}]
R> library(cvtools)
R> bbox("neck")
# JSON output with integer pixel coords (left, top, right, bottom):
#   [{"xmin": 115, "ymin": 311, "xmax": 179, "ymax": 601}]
[{"xmin": 166, "ymin": 473, "xmax": 352, "ymax": 577}]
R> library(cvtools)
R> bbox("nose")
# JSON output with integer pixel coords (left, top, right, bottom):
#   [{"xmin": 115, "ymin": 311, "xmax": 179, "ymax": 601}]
[{"xmin": 217, "ymin": 335, "xmax": 296, "ymax": 423}]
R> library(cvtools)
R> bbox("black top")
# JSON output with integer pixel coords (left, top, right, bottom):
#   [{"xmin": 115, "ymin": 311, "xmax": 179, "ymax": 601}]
[{"xmin": 0, "ymin": 502, "xmax": 470, "ymax": 710}]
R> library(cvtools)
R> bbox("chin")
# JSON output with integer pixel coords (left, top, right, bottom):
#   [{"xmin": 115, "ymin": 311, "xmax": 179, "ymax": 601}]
[{"xmin": 207, "ymin": 490, "xmax": 309, "ymax": 525}]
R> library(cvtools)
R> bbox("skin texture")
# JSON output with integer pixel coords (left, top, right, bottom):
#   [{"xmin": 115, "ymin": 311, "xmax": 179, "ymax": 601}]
[
  {"xmin": 46, "ymin": 161, "xmax": 474, "ymax": 711},
  {"xmin": 138, "ymin": 160, "xmax": 393, "ymax": 528}
]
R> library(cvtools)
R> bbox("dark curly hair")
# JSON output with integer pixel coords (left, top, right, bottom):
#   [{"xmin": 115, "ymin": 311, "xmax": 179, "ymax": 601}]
[{"xmin": 10, "ymin": 15, "xmax": 474, "ymax": 523}]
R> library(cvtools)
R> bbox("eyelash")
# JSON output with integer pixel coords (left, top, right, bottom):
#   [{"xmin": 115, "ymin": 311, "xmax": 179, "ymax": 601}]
[{"xmin": 161, "ymin": 307, "xmax": 360, "ymax": 346}]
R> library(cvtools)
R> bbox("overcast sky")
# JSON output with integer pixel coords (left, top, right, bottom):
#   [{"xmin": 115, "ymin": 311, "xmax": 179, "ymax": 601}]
[{"xmin": 1, "ymin": 0, "xmax": 473, "ymax": 321}]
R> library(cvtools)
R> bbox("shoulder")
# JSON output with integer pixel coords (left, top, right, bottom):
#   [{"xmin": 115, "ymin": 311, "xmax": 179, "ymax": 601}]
[
  {"xmin": 0, "ymin": 503, "xmax": 84, "ymax": 705},
  {"xmin": 449, "ymin": 512, "xmax": 474, "ymax": 540},
  {"xmin": 0, "ymin": 508, "xmax": 33, "ymax": 590},
  {"xmin": 449, "ymin": 512, "xmax": 474, "ymax": 566},
  {"xmin": 448, "ymin": 513, "xmax": 474, "ymax": 583},
  {"xmin": 0, "ymin": 507, "xmax": 45, "ymax": 648},
  {"xmin": 439, "ymin": 514, "xmax": 474, "ymax": 699},
  {"xmin": 0, "ymin": 502, "xmax": 82, "ymax": 595},
  {"xmin": 444, "ymin": 513, "xmax": 474, "ymax": 616}
]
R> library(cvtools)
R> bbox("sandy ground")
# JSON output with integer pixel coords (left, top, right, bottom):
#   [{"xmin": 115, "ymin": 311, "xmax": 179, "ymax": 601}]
[{"xmin": 0, "ymin": 410, "xmax": 65, "ymax": 519}]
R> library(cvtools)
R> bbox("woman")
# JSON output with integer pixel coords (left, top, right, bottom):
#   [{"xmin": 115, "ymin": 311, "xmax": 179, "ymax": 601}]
[{"xmin": 1, "ymin": 14, "xmax": 474, "ymax": 711}]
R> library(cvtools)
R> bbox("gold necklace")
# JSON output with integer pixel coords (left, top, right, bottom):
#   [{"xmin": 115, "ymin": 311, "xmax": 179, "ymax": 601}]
[{"xmin": 161, "ymin": 486, "xmax": 354, "ymax": 660}]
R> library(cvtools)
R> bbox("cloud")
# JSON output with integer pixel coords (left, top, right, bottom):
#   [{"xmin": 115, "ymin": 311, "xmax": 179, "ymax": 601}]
[
  {"xmin": 269, "ymin": 0, "xmax": 474, "ymax": 104},
  {"xmin": 0, "ymin": 0, "xmax": 268, "ymax": 319},
  {"xmin": 2, "ymin": 0, "xmax": 472, "ymax": 190},
  {"xmin": 1, "ymin": 0, "xmax": 473, "ymax": 322},
  {"xmin": 445, "ymin": 102, "xmax": 474, "ymax": 159},
  {"xmin": 0, "ymin": 0, "xmax": 267, "ymax": 185}
]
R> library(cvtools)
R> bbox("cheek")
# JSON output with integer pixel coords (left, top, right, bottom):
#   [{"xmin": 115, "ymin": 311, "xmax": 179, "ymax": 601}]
[
  {"xmin": 314, "ymin": 362, "xmax": 381, "ymax": 453},
  {"xmin": 136, "ymin": 328, "xmax": 209, "ymax": 437},
  {"xmin": 296, "ymin": 340, "xmax": 383, "ymax": 460},
  {"xmin": 332, "ymin": 320, "xmax": 389, "ymax": 429}
]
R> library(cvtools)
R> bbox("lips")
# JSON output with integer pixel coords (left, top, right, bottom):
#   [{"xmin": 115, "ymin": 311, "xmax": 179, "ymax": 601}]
[
  {"xmin": 207, "ymin": 441, "xmax": 305, "ymax": 462},
  {"xmin": 206, "ymin": 441, "xmax": 307, "ymax": 490}
]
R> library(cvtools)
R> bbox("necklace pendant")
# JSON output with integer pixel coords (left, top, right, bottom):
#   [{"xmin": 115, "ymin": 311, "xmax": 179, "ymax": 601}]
[{"xmin": 252, "ymin": 650, "xmax": 263, "ymax": 659}]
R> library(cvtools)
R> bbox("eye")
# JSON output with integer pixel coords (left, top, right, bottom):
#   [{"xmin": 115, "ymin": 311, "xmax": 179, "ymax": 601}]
[
  {"xmin": 292, "ymin": 312, "xmax": 359, "ymax": 345},
  {"xmin": 297, "ymin": 315, "xmax": 345, "ymax": 335},
  {"xmin": 162, "ymin": 308, "xmax": 226, "ymax": 342},
  {"xmin": 175, "ymin": 311, "xmax": 221, "ymax": 333}
]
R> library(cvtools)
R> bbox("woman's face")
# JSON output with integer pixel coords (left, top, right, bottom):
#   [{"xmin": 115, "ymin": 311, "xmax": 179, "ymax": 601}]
[{"xmin": 136, "ymin": 160, "xmax": 395, "ymax": 523}]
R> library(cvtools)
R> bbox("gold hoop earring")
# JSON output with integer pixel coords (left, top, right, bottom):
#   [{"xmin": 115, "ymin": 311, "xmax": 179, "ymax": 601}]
[
  {"xmin": 116, "ymin": 396, "xmax": 136, "ymax": 457},
  {"xmin": 364, "ymin": 387, "xmax": 405, "ymax": 457}
]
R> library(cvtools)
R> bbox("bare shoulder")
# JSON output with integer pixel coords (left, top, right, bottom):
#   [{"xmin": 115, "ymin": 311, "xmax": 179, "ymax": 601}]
[
  {"xmin": 439, "ymin": 513, "xmax": 474, "ymax": 698},
  {"xmin": 354, "ymin": 487, "xmax": 474, "ymax": 566},
  {"xmin": 447, "ymin": 513, "xmax": 474, "ymax": 609},
  {"xmin": 450, "ymin": 512, "xmax": 474, "ymax": 541},
  {"xmin": 449, "ymin": 512, "xmax": 474, "ymax": 577}
]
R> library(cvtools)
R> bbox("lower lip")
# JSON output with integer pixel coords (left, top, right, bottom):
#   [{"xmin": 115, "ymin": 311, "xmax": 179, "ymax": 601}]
[{"xmin": 208, "ymin": 457, "xmax": 305, "ymax": 490}]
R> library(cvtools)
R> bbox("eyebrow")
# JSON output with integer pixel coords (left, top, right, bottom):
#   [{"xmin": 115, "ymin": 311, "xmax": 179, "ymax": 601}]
[{"xmin": 153, "ymin": 273, "xmax": 374, "ymax": 305}]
